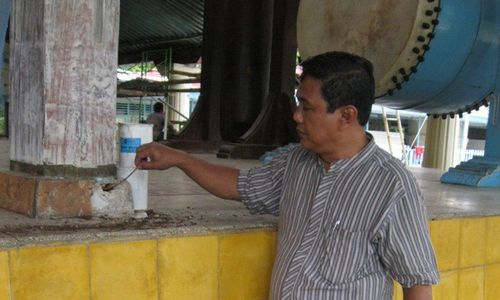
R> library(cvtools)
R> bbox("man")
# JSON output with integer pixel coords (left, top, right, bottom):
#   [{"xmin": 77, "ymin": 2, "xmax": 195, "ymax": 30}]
[
  {"xmin": 135, "ymin": 52, "xmax": 439, "ymax": 299},
  {"xmin": 146, "ymin": 102, "xmax": 176, "ymax": 141},
  {"xmin": 146, "ymin": 102, "xmax": 166, "ymax": 141}
]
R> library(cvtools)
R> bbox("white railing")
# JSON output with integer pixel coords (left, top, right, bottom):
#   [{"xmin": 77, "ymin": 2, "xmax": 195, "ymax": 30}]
[
  {"xmin": 406, "ymin": 147, "xmax": 425, "ymax": 167},
  {"xmin": 458, "ymin": 149, "xmax": 485, "ymax": 162},
  {"xmin": 405, "ymin": 147, "xmax": 484, "ymax": 167}
]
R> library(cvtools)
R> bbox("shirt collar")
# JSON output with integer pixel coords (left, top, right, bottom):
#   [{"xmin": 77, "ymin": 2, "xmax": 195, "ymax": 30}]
[{"xmin": 316, "ymin": 132, "xmax": 377, "ymax": 173}]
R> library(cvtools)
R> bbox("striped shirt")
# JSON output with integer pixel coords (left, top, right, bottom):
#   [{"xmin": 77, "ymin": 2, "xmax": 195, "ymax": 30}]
[{"xmin": 238, "ymin": 134, "xmax": 439, "ymax": 299}]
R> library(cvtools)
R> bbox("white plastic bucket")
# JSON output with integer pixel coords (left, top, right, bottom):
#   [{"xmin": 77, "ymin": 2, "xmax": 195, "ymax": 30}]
[{"xmin": 118, "ymin": 123, "xmax": 153, "ymax": 211}]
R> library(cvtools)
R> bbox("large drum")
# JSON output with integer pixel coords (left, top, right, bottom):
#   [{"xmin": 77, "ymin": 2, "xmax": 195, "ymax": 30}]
[{"xmin": 297, "ymin": 0, "xmax": 500, "ymax": 116}]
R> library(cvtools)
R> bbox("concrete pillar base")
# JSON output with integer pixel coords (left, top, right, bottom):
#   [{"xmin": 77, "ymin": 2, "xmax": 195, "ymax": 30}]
[{"xmin": 0, "ymin": 171, "xmax": 134, "ymax": 218}]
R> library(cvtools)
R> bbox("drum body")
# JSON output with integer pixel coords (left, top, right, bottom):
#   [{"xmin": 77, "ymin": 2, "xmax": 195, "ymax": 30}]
[{"xmin": 298, "ymin": 0, "xmax": 500, "ymax": 115}]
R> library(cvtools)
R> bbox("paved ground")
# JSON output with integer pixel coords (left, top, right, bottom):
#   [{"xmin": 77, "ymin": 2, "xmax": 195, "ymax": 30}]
[
  {"xmin": 1, "ymin": 137, "xmax": 499, "ymax": 247},
  {"xmin": 0, "ymin": 138, "xmax": 276, "ymax": 247}
]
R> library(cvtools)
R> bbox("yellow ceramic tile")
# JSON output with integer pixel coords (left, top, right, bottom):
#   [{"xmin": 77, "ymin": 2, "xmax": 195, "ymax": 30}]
[
  {"xmin": 10, "ymin": 244, "xmax": 89, "ymax": 300},
  {"xmin": 485, "ymin": 264, "xmax": 500, "ymax": 300},
  {"xmin": 430, "ymin": 219, "xmax": 460, "ymax": 271},
  {"xmin": 159, "ymin": 235, "xmax": 218, "ymax": 300},
  {"xmin": 459, "ymin": 218, "xmax": 486, "ymax": 268},
  {"xmin": 458, "ymin": 267, "xmax": 483, "ymax": 300},
  {"xmin": 219, "ymin": 230, "xmax": 276, "ymax": 300},
  {"xmin": 0, "ymin": 251, "xmax": 10, "ymax": 300},
  {"xmin": 89, "ymin": 240, "xmax": 157, "ymax": 300},
  {"xmin": 432, "ymin": 271, "xmax": 458, "ymax": 300},
  {"xmin": 392, "ymin": 281, "xmax": 403, "ymax": 300},
  {"xmin": 486, "ymin": 216, "xmax": 500, "ymax": 264}
]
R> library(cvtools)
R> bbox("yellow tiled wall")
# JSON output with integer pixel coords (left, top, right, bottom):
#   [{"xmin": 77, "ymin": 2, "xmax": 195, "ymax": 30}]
[
  {"xmin": 0, "ymin": 216, "xmax": 498, "ymax": 300},
  {"xmin": 159, "ymin": 236, "xmax": 218, "ymax": 300},
  {"xmin": 90, "ymin": 240, "xmax": 158, "ymax": 300},
  {"xmin": 0, "ymin": 251, "xmax": 10, "ymax": 299},
  {"xmin": 393, "ymin": 216, "xmax": 500, "ymax": 300},
  {"xmin": 218, "ymin": 232, "xmax": 276, "ymax": 300},
  {"xmin": 0, "ymin": 230, "xmax": 276, "ymax": 300},
  {"xmin": 10, "ymin": 244, "xmax": 90, "ymax": 300}
]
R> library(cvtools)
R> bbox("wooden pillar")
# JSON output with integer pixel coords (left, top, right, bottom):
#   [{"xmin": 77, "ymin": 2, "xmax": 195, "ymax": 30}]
[
  {"xmin": 217, "ymin": 0, "xmax": 300, "ymax": 158},
  {"xmin": 0, "ymin": 0, "xmax": 10, "ymax": 137},
  {"xmin": 0, "ymin": 0, "xmax": 123, "ymax": 218},
  {"xmin": 178, "ymin": 0, "xmax": 300, "ymax": 158},
  {"xmin": 180, "ymin": 0, "xmax": 274, "ymax": 142},
  {"xmin": 177, "ymin": 0, "xmax": 228, "ymax": 143},
  {"xmin": 218, "ymin": 0, "xmax": 274, "ymax": 142},
  {"xmin": 9, "ymin": 0, "xmax": 119, "ymax": 176},
  {"xmin": 268, "ymin": 0, "xmax": 300, "ymax": 97},
  {"xmin": 423, "ymin": 117, "xmax": 460, "ymax": 171}
]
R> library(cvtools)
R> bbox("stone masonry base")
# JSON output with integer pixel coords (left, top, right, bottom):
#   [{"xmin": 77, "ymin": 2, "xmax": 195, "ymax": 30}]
[{"xmin": 0, "ymin": 170, "xmax": 94, "ymax": 218}]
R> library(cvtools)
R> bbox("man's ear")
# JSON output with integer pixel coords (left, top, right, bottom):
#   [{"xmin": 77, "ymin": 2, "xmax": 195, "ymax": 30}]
[{"xmin": 339, "ymin": 105, "xmax": 359, "ymax": 128}]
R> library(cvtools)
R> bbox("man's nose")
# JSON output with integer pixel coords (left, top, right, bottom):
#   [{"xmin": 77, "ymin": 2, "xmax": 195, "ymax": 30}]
[{"xmin": 293, "ymin": 106, "xmax": 302, "ymax": 123}]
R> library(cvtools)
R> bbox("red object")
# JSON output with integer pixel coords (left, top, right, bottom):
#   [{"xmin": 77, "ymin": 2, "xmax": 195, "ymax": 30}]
[{"xmin": 415, "ymin": 146, "xmax": 425, "ymax": 156}]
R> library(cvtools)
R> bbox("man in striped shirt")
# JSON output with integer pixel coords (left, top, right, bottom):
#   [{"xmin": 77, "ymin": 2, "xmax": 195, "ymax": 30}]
[{"xmin": 136, "ymin": 51, "xmax": 439, "ymax": 299}]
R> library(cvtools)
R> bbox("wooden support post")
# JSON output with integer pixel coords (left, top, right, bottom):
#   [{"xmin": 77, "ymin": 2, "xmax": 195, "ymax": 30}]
[
  {"xmin": 10, "ymin": 0, "xmax": 119, "ymax": 174},
  {"xmin": 396, "ymin": 111, "xmax": 408, "ymax": 165},
  {"xmin": 423, "ymin": 117, "xmax": 460, "ymax": 170},
  {"xmin": 1, "ymin": 0, "xmax": 123, "ymax": 217},
  {"xmin": 216, "ymin": 0, "xmax": 300, "ymax": 158},
  {"xmin": 381, "ymin": 106, "xmax": 393, "ymax": 155},
  {"xmin": 174, "ymin": 0, "xmax": 300, "ymax": 158},
  {"xmin": 0, "ymin": 0, "xmax": 10, "ymax": 137}
]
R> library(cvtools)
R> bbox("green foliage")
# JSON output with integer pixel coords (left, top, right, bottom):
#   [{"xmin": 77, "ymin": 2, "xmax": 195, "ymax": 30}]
[
  {"xmin": 120, "ymin": 62, "xmax": 156, "ymax": 73},
  {"xmin": 296, "ymin": 50, "xmax": 302, "ymax": 64}
]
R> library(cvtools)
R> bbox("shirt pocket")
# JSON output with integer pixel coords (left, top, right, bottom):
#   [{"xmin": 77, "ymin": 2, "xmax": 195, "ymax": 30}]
[{"xmin": 319, "ymin": 227, "xmax": 371, "ymax": 285}]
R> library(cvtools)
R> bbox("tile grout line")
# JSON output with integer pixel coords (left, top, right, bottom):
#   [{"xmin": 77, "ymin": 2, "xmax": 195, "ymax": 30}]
[
  {"xmin": 483, "ymin": 218, "xmax": 489, "ymax": 300},
  {"xmin": 458, "ymin": 219, "xmax": 463, "ymax": 272},
  {"xmin": 7, "ymin": 250, "xmax": 12, "ymax": 300},
  {"xmin": 482, "ymin": 265, "xmax": 486, "ymax": 300},
  {"xmin": 217, "ymin": 234, "xmax": 221, "ymax": 300},
  {"xmin": 87, "ymin": 243, "xmax": 92, "ymax": 300},
  {"xmin": 456, "ymin": 219, "xmax": 462, "ymax": 300},
  {"xmin": 156, "ymin": 239, "xmax": 160, "ymax": 300}
]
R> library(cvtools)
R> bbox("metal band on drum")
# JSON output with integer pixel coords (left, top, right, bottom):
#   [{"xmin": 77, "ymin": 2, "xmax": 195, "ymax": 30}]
[
  {"xmin": 297, "ymin": 0, "xmax": 499, "ymax": 116},
  {"xmin": 297, "ymin": 0, "xmax": 440, "ymax": 98}
]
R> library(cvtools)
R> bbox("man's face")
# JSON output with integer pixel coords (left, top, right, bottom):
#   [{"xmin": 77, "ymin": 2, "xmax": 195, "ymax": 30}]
[{"xmin": 293, "ymin": 77, "xmax": 342, "ymax": 153}]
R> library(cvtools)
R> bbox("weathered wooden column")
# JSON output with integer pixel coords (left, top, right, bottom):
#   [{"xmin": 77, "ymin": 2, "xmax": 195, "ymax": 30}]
[
  {"xmin": 179, "ymin": 0, "xmax": 273, "ymax": 144},
  {"xmin": 422, "ymin": 117, "xmax": 461, "ymax": 171},
  {"xmin": 217, "ymin": 0, "xmax": 300, "ymax": 158},
  {"xmin": 177, "ymin": 0, "xmax": 299, "ymax": 158},
  {"xmin": 0, "ymin": 0, "xmax": 10, "ymax": 136},
  {"xmin": 0, "ymin": 0, "xmax": 124, "ymax": 217}
]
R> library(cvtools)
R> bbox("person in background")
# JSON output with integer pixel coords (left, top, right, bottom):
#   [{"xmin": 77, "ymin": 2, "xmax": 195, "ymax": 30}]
[
  {"xmin": 135, "ymin": 51, "xmax": 439, "ymax": 300},
  {"xmin": 146, "ymin": 102, "xmax": 176, "ymax": 141}
]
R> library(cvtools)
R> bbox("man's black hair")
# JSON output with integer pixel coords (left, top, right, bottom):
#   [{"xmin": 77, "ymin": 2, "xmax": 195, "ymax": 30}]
[
  {"xmin": 153, "ymin": 102, "xmax": 164, "ymax": 113},
  {"xmin": 299, "ymin": 51, "xmax": 375, "ymax": 126}
]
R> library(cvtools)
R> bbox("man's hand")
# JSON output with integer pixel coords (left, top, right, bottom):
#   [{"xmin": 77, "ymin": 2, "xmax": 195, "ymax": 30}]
[
  {"xmin": 135, "ymin": 142, "xmax": 186, "ymax": 170},
  {"xmin": 134, "ymin": 142, "xmax": 241, "ymax": 200}
]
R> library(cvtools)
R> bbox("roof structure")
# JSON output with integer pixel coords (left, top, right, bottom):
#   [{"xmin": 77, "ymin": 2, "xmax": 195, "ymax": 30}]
[{"xmin": 119, "ymin": 0, "xmax": 204, "ymax": 65}]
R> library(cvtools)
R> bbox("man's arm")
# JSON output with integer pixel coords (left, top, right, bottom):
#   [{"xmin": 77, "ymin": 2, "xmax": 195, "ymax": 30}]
[
  {"xmin": 135, "ymin": 143, "xmax": 241, "ymax": 200},
  {"xmin": 403, "ymin": 285, "xmax": 432, "ymax": 300}
]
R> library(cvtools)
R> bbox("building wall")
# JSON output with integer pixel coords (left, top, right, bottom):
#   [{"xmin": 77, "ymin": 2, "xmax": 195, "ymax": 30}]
[{"xmin": 0, "ymin": 216, "xmax": 499, "ymax": 300}]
